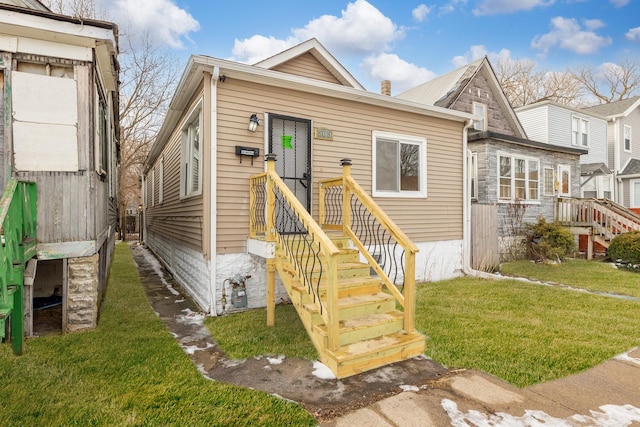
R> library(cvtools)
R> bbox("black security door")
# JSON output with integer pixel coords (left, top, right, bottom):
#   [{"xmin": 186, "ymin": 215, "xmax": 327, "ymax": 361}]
[{"xmin": 268, "ymin": 114, "xmax": 312, "ymax": 211}]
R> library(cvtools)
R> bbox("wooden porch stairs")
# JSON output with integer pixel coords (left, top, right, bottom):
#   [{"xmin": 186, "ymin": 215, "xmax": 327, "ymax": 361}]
[
  {"xmin": 276, "ymin": 233, "xmax": 425, "ymax": 378},
  {"xmin": 556, "ymin": 198, "xmax": 640, "ymax": 257},
  {"xmin": 250, "ymin": 157, "xmax": 425, "ymax": 379}
]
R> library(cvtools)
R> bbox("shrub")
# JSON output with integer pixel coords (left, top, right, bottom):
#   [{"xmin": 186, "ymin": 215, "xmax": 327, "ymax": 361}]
[
  {"xmin": 608, "ymin": 231, "xmax": 640, "ymax": 268},
  {"xmin": 525, "ymin": 216, "xmax": 575, "ymax": 263}
]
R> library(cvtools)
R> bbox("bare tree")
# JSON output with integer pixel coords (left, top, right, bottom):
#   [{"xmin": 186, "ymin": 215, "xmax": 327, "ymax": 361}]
[
  {"xmin": 572, "ymin": 56, "xmax": 640, "ymax": 105},
  {"xmin": 42, "ymin": 0, "xmax": 179, "ymax": 237},
  {"xmin": 495, "ymin": 57, "xmax": 582, "ymax": 107}
]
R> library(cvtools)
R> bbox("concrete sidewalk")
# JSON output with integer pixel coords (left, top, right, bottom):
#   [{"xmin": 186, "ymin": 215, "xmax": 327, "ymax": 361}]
[
  {"xmin": 322, "ymin": 348, "xmax": 640, "ymax": 426},
  {"xmin": 131, "ymin": 243, "xmax": 640, "ymax": 426}
]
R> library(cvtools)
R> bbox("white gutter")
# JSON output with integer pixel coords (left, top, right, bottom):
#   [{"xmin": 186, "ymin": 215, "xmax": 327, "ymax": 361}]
[
  {"xmin": 613, "ymin": 118, "xmax": 620, "ymax": 203},
  {"xmin": 209, "ymin": 66, "xmax": 219, "ymax": 316}
]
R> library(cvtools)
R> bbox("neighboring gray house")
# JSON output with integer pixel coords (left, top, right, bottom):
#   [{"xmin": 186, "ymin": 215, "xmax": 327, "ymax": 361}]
[
  {"xmin": 516, "ymin": 100, "xmax": 612, "ymax": 200},
  {"xmin": 585, "ymin": 96, "xmax": 640, "ymax": 213},
  {"xmin": 397, "ymin": 57, "xmax": 586, "ymax": 259},
  {"xmin": 0, "ymin": 1, "xmax": 120, "ymax": 335}
]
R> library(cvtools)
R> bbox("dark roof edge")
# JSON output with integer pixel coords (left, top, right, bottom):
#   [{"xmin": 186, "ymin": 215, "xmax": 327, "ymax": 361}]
[
  {"xmin": 469, "ymin": 131, "xmax": 588, "ymax": 155},
  {"xmin": 0, "ymin": 3, "xmax": 116, "ymax": 30}
]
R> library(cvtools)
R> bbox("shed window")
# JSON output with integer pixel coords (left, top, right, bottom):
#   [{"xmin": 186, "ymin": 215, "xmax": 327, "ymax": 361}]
[
  {"xmin": 373, "ymin": 131, "xmax": 426, "ymax": 198},
  {"xmin": 181, "ymin": 102, "xmax": 203, "ymax": 198}
]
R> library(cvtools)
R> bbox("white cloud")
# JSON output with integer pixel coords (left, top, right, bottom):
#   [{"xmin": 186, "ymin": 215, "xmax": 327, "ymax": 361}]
[
  {"xmin": 473, "ymin": 0, "xmax": 555, "ymax": 16},
  {"xmin": 626, "ymin": 27, "xmax": 640, "ymax": 42},
  {"xmin": 439, "ymin": 0, "xmax": 467, "ymax": 15},
  {"xmin": 231, "ymin": 0, "xmax": 404, "ymax": 65},
  {"xmin": 109, "ymin": 0, "xmax": 199, "ymax": 49},
  {"xmin": 584, "ymin": 19, "xmax": 605, "ymax": 31},
  {"xmin": 610, "ymin": 0, "xmax": 630, "ymax": 7},
  {"xmin": 293, "ymin": 0, "xmax": 404, "ymax": 55},
  {"xmin": 531, "ymin": 16, "xmax": 612, "ymax": 55},
  {"xmin": 362, "ymin": 53, "xmax": 437, "ymax": 94},
  {"xmin": 231, "ymin": 35, "xmax": 299, "ymax": 64},
  {"xmin": 412, "ymin": 4, "xmax": 433, "ymax": 22},
  {"xmin": 451, "ymin": 45, "xmax": 512, "ymax": 68}
]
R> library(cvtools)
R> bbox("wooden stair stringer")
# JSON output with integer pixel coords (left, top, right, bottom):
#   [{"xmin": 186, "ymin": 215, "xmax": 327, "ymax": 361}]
[{"xmin": 273, "ymin": 234, "xmax": 427, "ymax": 379}]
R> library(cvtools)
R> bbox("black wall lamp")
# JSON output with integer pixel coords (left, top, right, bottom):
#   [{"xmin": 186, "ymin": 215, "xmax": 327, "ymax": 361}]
[{"xmin": 248, "ymin": 113, "xmax": 261, "ymax": 132}]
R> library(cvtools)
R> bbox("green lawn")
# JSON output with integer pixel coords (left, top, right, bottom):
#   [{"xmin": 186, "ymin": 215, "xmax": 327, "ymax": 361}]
[
  {"xmin": 501, "ymin": 258, "xmax": 640, "ymax": 298},
  {"xmin": 0, "ymin": 244, "xmax": 315, "ymax": 427},
  {"xmin": 415, "ymin": 276, "xmax": 640, "ymax": 387},
  {"xmin": 207, "ymin": 265, "xmax": 640, "ymax": 389}
]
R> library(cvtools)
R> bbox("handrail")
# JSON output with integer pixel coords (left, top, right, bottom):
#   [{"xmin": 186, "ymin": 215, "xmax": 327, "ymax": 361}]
[
  {"xmin": 319, "ymin": 159, "xmax": 419, "ymax": 333},
  {"xmin": 556, "ymin": 197, "xmax": 640, "ymax": 240},
  {"xmin": 250, "ymin": 157, "xmax": 341, "ymax": 350},
  {"xmin": 0, "ymin": 179, "xmax": 37, "ymax": 355}
]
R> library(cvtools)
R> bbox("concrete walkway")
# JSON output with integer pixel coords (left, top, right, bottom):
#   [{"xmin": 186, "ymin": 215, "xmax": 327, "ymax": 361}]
[{"xmin": 130, "ymin": 243, "xmax": 640, "ymax": 426}]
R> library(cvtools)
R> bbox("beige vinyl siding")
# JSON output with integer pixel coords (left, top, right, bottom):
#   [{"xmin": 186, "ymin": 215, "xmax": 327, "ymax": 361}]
[
  {"xmin": 146, "ymin": 89, "xmax": 205, "ymax": 252},
  {"xmin": 216, "ymin": 78, "xmax": 464, "ymax": 253},
  {"xmin": 271, "ymin": 53, "xmax": 342, "ymax": 85}
]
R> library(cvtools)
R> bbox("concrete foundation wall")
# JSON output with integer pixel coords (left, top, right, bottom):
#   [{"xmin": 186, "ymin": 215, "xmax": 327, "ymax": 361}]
[{"xmin": 66, "ymin": 253, "xmax": 99, "ymax": 332}]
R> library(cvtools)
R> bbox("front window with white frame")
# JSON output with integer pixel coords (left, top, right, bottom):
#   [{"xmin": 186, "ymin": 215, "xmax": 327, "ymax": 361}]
[
  {"xmin": 473, "ymin": 102, "xmax": 487, "ymax": 131},
  {"xmin": 572, "ymin": 116, "xmax": 589, "ymax": 147},
  {"xmin": 631, "ymin": 180, "xmax": 640, "ymax": 208},
  {"xmin": 624, "ymin": 125, "xmax": 632, "ymax": 153},
  {"xmin": 181, "ymin": 101, "xmax": 203, "ymax": 198},
  {"xmin": 373, "ymin": 131, "xmax": 426, "ymax": 198},
  {"xmin": 498, "ymin": 153, "xmax": 540, "ymax": 202}
]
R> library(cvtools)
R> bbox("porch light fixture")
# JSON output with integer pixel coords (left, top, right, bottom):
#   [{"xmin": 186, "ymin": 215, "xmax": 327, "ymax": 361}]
[{"xmin": 248, "ymin": 114, "xmax": 261, "ymax": 132}]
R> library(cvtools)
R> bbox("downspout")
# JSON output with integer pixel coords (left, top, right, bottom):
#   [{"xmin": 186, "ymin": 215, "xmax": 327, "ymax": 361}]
[
  {"xmin": 141, "ymin": 173, "xmax": 146, "ymax": 245},
  {"xmin": 461, "ymin": 120, "xmax": 509, "ymax": 280},
  {"xmin": 209, "ymin": 66, "xmax": 220, "ymax": 316},
  {"xmin": 612, "ymin": 117, "xmax": 620, "ymax": 203}
]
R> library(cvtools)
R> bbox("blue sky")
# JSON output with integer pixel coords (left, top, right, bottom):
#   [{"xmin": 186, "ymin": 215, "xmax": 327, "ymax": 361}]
[{"xmin": 103, "ymin": 0, "xmax": 640, "ymax": 94}]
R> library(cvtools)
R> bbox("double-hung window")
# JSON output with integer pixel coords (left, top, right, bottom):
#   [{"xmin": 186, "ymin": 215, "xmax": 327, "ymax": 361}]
[
  {"xmin": 373, "ymin": 131, "xmax": 426, "ymax": 198},
  {"xmin": 181, "ymin": 102, "xmax": 202, "ymax": 198},
  {"xmin": 624, "ymin": 125, "xmax": 632, "ymax": 153},
  {"xmin": 498, "ymin": 154, "xmax": 540, "ymax": 202},
  {"xmin": 572, "ymin": 116, "xmax": 589, "ymax": 147}
]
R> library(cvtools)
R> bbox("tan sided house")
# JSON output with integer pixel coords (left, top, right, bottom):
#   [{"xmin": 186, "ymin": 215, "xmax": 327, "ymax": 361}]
[
  {"xmin": 142, "ymin": 39, "xmax": 475, "ymax": 377},
  {"xmin": 0, "ymin": 0, "xmax": 119, "ymax": 346}
]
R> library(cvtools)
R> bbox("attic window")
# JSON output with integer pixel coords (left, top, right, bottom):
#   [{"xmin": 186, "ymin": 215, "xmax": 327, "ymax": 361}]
[{"xmin": 473, "ymin": 102, "xmax": 487, "ymax": 131}]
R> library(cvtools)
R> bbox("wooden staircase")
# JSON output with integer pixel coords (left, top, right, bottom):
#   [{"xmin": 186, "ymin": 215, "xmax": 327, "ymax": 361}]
[
  {"xmin": 556, "ymin": 197, "xmax": 640, "ymax": 256},
  {"xmin": 0, "ymin": 179, "xmax": 37, "ymax": 355},
  {"xmin": 250, "ymin": 157, "xmax": 425, "ymax": 379},
  {"xmin": 277, "ymin": 233, "xmax": 425, "ymax": 378}
]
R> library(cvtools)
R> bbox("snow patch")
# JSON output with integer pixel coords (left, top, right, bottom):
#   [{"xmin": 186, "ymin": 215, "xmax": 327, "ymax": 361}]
[
  {"xmin": 176, "ymin": 308, "xmax": 206, "ymax": 325},
  {"xmin": 222, "ymin": 359, "xmax": 246, "ymax": 368},
  {"xmin": 182, "ymin": 342, "xmax": 214, "ymax": 355},
  {"xmin": 400, "ymin": 385, "xmax": 419, "ymax": 392},
  {"xmin": 442, "ymin": 398, "xmax": 640, "ymax": 426},
  {"xmin": 615, "ymin": 348, "xmax": 640, "ymax": 366},
  {"xmin": 175, "ymin": 299, "xmax": 185, "ymax": 303},
  {"xmin": 312, "ymin": 361, "xmax": 336, "ymax": 380},
  {"xmin": 267, "ymin": 355, "xmax": 285, "ymax": 365},
  {"xmin": 141, "ymin": 248, "xmax": 181, "ymax": 296}
]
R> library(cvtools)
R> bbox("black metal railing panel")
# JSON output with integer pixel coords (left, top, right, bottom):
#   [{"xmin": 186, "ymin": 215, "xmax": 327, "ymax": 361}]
[{"xmin": 349, "ymin": 194, "xmax": 406, "ymax": 285}]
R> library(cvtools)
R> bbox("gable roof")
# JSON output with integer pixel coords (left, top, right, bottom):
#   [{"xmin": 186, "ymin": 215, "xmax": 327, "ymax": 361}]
[
  {"xmin": 583, "ymin": 96, "xmax": 640, "ymax": 119},
  {"xmin": 581, "ymin": 162, "xmax": 612, "ymax": 176},
  {"xmin": 620, "ymin": 158, "xmax": 640, "ymax": 176},
  {"xmin": 396, "ymin": 56, "xmax": 527, "ymax": 138},
  {"xmin": 0, "ymin": 0, "xmax": 49, "ymax": 11},
  {"xmin": 254, "ymin": 38, "xmax": 365, "ymax": 90},
  {"xmin": 516, "ymin": 99, "xmax": 608, "ymax": 121}
]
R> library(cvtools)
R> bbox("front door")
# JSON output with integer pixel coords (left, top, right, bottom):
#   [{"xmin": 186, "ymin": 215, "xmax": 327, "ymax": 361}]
[{"xmin": 268, "ymin": 114, "xmax": 312, "ymax": 211}]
